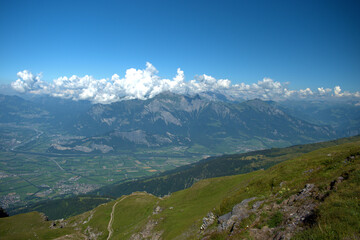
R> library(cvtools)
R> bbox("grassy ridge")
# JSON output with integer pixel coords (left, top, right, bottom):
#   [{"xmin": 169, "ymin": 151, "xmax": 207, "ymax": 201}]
[
  {"xmin": 151, "ymin": 138, "xmax": 360, "ymax": 239},
  {"xmin": 111, "ymin": 193, "xmax": 158, "ymax": 239},
  {"xmin": 97, "ymin": 135, "xmax": 360, "ymax": 198},
  {"xmin": 97, "ymin": 138, "xmax": 360, "ymax": 239},
  {"xmin": 153, "ymin": 173, "xmax": 259, "ymax": 239},
  {"xmin": 0, "ymin": 212, "xmax": 75, "ymax": 239},
  {"xmin": 1, "ymin": 136, "xmax": 359, "ymax": 239},
  {"xmin": 8, "ymin": 135, "xmax": 360, "ymax": 221}
]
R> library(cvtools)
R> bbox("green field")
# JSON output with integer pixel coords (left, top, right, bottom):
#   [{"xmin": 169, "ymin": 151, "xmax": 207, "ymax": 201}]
[
  {"xmin": 0, "ymin": 126, "xmax": 207, "ymax": 211},
  {"xmin": 0, "ymin": 124, "xmax": 268, "ymax": 211},
  {"xmin": 0, "ymin": 148, "xmax": 203, "ymax": 209}
]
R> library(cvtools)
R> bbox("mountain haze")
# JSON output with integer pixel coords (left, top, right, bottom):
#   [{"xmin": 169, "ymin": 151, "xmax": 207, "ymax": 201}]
[{"xmin": 47, "ymin": 92, "xmax": 336, "ymax": 154}]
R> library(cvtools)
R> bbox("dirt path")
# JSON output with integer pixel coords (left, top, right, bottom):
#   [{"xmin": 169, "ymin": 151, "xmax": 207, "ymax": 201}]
[
  {"xmin": 107, "ymin": 196, "xmax": 128, "ymax": 240},
  {"xmin": 106, "ymin": 192, "xmax": 150, "ymax": 240}
]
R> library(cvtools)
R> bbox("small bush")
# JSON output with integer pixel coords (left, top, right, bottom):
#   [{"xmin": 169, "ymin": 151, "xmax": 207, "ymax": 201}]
[
  {"xmin": 208, "ymin": 232, "xmax": 227, "ymax": 240},
  {"xmin": 267, "ymin": 211, "xmax": 283, "ymax": 228}
]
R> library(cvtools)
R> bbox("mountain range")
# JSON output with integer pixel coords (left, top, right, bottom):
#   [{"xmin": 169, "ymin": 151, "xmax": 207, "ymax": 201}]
[
  {"xmin": 3, "ymin": 92, "xmax": 358, "ymax": 155},
  {"xmin": 1, "ymin": 91, "xmax": 360, "ymax": 239}
]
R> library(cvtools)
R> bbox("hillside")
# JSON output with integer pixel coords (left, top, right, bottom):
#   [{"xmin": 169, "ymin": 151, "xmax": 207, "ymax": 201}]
[
  {"xmin": 11, "ymin": 136, "xmax": 359, "ymax": 220},
  {"xmin": 1, "ymin": 136, "xmax": 359, "ymax": 239},
  {"xmin": 95, "ymin": 135, "xmax": 360, "ymax": 199}
]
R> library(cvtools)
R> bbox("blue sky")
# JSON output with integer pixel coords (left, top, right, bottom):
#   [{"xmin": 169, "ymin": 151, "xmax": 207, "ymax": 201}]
[{"xmin": 1, "ymin": 0, "xmax": 360, "ymax": 91}]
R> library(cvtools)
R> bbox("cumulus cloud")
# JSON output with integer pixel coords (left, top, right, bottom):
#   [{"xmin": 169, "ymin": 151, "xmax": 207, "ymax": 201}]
[
  {"xmin": 317, "ymin": 87, "xmax": 332, "ymax": 95},
  {"xmin": 334, "ymin": 86, "xmax": 342, "ymax": 96},
  {"xmin": 333, "ymin": 85, "xmax": 355, "ymax": 97},
  {"xmin": 11, "ymin": 70, "xmax": 43, "ymax": 93},
  {"xmin": 11, "ymin": 62, "xmax": 360, "ymax": 104}
]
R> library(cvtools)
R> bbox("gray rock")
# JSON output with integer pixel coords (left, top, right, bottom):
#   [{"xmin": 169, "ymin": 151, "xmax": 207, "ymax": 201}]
[
  {"xmin": 153, "ymin": 205, "xmax": 163, "ymax": 214},
  {"xmin": 231, "ymin": 206, "xmax": 250, "ymax": 220},
  {"xmin": 200, "ymin": 212, "xmax": 216, "ymax": 231},
  {"xmin": 217, "ymin": 197, "xmax": 257, "ymax": 231},
  {"xmin": 252, "ymin": 200, "xmax": 264, "ymax": 210},
  {"xmin": 218, "ymin": 212, "xmax": 231, "ymax": 223},
  {"xmin": 295, "ymin": 184, "xmax": 314, "ymax": 201}
]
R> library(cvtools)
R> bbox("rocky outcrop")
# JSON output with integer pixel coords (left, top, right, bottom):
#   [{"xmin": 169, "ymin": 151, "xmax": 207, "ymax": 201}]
[
  {"xmin": 200, "ymin": 212, "xmax": 216, "ymax": 231},
  {"xmin": 131, "ymin": 219, "xmax": 163, "ymax": 240},
  {"xmin": 49, "ymin": 218, "xmax": 66, "ymax": 229},
  {"xmin": 202, "ymin": 167, "xmax": 353, "ymax": 240},
  {"xmin": 217, "ymin": 197, "xmax": 257, "ymax": 232},
  {"xmin": 84, "ymin": 226, "xmax": 102, "ymax": 240},
  {"xmin": 153, "ymin": 205, "xmax": 163, "ymax": 215}
]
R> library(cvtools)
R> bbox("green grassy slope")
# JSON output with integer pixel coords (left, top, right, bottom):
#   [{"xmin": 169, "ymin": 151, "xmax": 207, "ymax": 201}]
[
  {"xmin": 1, "ymin": 136, "xmax": 359, "ymax": 239},
  {"xmin": 149, "ymin": 138, "xmax": 360, "ymax": 239},
  {"xmin": 0, "ymin": 212, "xmax": 76, "ymax": 239},
  {"xmin": 293, "ymin": 159, "xmax": 360, "ymax": 239},
  {"xmin": 97, "ymin": 135, "xmax": 360, "ymax": 198},
  {"xmin": 110, "ymin": 193, "xmax": 158, "ymax": 239},
  {"xmin": 10, "ymin": 136, "xmax": 359, "ymax": 221}
]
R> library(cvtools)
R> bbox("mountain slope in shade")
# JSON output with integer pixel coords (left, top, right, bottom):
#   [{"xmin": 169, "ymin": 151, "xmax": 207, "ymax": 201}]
[
  {"xmin": 0, "ymin": 94, "xmax": 50, "ymax": 123},
  {"xmin": 277, "ymin": 99, "xmax": 360, "ymax": 137}
]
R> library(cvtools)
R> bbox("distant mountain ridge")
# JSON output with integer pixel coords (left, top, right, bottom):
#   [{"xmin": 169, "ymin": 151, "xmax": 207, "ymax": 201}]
[
  {"xmin": 53, "ymin": 92, "xmax": 336, "ymax": 154},
  {"xmin": 0, "ymin": 92, "xmax": 352, "ymax": 154},
  {"xmin": 277, "ymin": 99, "xmax": 360, "ymax": 137}
]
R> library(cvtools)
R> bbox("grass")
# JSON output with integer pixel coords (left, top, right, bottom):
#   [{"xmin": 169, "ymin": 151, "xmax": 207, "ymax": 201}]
[
  {"xmin": 1, "ymin": 136, "xmax": 359, "ymax": 239},
  {"xmin": 111, "ymin": 193, "xmax": 158, "ymax": 239},
  {"xmin": 155, "ymin": 173, "xmax": 257, "ymax": 239},
  {"xmin": 267, "ymin": 211, "xmax": 283, "ymax": 228},
  {"xmin": 293, "ymin": 168, "xmax": 360, "ymax": 240},
  {"xmin": 80, "ymin": 200, "xmax": 114, "ymax": 239},
  {"xmin": 152, "ymin": 139, "xmax": 360, "ymax": 239},
  {"xmin": 0, "ymin": 211, "xmax": 74, "ymax": 240}
]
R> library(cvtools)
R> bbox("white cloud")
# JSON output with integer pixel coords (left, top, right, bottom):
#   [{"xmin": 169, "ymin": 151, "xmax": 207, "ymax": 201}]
[
  {"xmin": 11, "ymin": 62, "xmax": 360, "ymax": 103},
  {"xmin": 11, "ymin": 70, "xmax": 43, "ymax": 93},
  {"xmin": 299, "ymin": 88, "xmax": 313, "ymax": 96},
  {"xmin": 317, "ymin": 87, "xmax": 332, "ymax": 95},
  {"xmin": 334, "ymin": 86, "xmax": 342, "ymax": 96}
]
